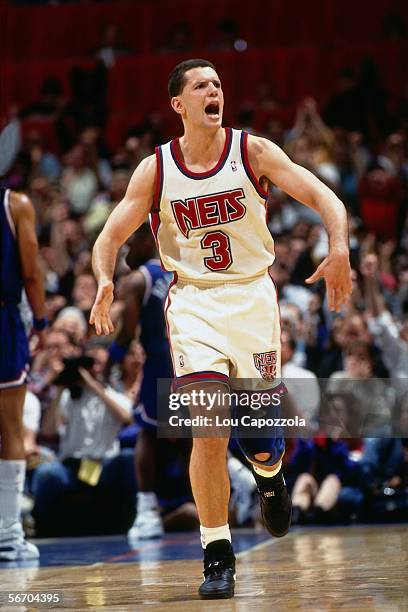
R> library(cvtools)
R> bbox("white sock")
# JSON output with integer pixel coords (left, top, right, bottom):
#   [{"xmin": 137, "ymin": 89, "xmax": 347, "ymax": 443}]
[
  {"xmin": 0, "ymin": 459, "xmax": 26, "ymax": 530},
  {"xmin": 137, "ymin": 491, "xmax": 159, "ymax": 514},
  {"xmin": 253, "ymin": 460, "xmax": 282, "ymax": 478},
  {"xmin": 200, "ymin": 524, "xmax": 231, "ymax": 549}
]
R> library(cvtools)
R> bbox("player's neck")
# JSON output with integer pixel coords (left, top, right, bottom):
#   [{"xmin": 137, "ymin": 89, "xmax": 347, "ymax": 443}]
[{"xmin": 179, "ymin": 126, "xmax": 225, "ymax": 167}]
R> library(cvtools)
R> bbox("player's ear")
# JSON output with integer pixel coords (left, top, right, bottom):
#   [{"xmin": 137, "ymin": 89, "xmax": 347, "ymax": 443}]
[{"xmin": 171, "ymin": 96, "xmax": 184, "ymax": 115}]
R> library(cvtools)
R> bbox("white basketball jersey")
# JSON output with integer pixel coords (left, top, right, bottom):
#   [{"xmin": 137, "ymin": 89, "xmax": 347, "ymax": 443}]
[{"xmin": 150, "ymin": 128, "xmax": 275, "ymax": 283}]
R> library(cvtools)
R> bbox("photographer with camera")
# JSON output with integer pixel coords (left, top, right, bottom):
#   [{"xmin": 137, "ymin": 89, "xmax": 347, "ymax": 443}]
[{"xmin": 31, "ymin": 336, "xmax": 133, "ymax": 536}]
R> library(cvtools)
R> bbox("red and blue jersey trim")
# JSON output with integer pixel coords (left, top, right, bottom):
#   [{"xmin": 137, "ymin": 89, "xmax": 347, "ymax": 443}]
[
  {"xmin": 151, "ymin": 145, "xmax": 163, "ymax": 215},
  {"xmin": 163, "ymin": 272, "xmax": 178, "ymax": 378},
  {"xmin": 172, "ymin": 370, "xmax": 230, "ymax": 389},
  {"xmin": 150, "ymin": 145, "xmax": 170, "ymax": 272},
  {"xmin": 240, "ymin": 131, "xmax": 269, "ymax": 200},
  {"xmin": 150, "ymin": 146, "xmax": 163, "ymax": 239},
  {"xmin": 170, "ymin": 127, "xmax": 232, "ymax": 180}
]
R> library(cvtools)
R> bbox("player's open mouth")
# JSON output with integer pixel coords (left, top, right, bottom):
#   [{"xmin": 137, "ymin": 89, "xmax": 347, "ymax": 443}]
[{"xmin": 205, "ymin": 103, "xmax": 220, "ymax": 117}]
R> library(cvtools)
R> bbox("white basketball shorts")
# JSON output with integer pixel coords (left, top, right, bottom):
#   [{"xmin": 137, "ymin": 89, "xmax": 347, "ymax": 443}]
[{"xmin": 165, "ymin": 271, "xmax": 281, "ymax": 389}]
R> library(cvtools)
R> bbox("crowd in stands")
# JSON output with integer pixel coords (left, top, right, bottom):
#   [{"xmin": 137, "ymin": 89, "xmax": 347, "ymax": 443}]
[{"xmin": 1, "ymin": 6, "xmax": 408, "ymax": 536}]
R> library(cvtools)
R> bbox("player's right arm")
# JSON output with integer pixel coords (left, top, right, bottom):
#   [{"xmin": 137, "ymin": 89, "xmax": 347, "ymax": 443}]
[{"xmin": 90, "ymin": 154, "xmax": 156, "ymax": 335}]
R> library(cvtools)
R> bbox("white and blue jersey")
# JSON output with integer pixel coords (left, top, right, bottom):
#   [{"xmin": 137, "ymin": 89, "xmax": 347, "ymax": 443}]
[
  {"xmin": 0, "ymin": 188, "xmax": 30, "ymax": 388},
  {"xmin": 135, "ymin": 259, "xmax": 173, "ymax": 430}
]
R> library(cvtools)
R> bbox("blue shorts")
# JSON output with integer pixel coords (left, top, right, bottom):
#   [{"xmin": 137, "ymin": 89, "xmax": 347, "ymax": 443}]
[
  {"xmin": 135, "ymin": 351, "xmax": 173, "ymax": 432},
  {"xmin": 0, "ymin": 305, "xmax": 29, "ymax": 389}
]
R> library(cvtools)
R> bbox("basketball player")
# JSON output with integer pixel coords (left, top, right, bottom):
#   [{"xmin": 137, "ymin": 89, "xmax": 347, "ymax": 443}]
[
  {"xmin": 109, "ymin": 224, "xmax": 173, "ymax": 539},
  {"xmin": 90, "ymin": 59, "xmax": 352, "ymax": 598},
  {"xmin": 0, "ymin": 188, "xmax": 47, "ymax": 560}
]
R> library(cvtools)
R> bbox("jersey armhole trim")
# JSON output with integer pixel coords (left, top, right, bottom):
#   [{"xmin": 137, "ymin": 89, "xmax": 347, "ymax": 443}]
[
  {"xmin": 150, "ymin": 146, "xmax": 163, "ymax": 241},
  {"xmin": 240, "ymin": 131, "xmax": 269, "ymax": 199},
  {"xmin": 152, "ymin": 146, "xmax": 164, "ymax": 213}
]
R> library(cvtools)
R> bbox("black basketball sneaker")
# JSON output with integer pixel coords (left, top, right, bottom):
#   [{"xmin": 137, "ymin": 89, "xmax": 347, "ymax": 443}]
[
  {"xmin": 253, "ymin": 469, "xmax": 292, "ymax": 537},
  {"xmin": 199, "ymin": 539, "xmax": 236, "ymax": 599}
]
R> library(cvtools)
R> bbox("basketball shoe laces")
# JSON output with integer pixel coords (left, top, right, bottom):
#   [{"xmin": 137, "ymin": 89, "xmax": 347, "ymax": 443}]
[{"xmin": 203, "ymin": 542, "xmax": 235, "ymax": 579}]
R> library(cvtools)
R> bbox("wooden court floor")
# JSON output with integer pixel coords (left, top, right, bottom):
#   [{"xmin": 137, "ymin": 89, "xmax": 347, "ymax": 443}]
[{"xmin": 0, "ymin": 525, "xmax": 407, "ymax": 611}]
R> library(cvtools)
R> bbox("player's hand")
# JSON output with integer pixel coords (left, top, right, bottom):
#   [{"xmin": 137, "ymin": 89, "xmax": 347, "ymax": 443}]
[
  {"xmin": 89, "ymin": 280, "xmax": 115, "ymax": 335},
  {"xmin": 305, "ymin": 249, "xmax": 352, "ymax": 312},
  {"xmin": 29, "ymin": 329, "xmax": 47, "ymax": 355}
]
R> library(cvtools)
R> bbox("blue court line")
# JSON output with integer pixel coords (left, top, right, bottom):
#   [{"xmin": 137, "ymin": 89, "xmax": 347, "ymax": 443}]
[{"xmin": 0, "ymin": 530, "xmax": 272, "ymax": 569}]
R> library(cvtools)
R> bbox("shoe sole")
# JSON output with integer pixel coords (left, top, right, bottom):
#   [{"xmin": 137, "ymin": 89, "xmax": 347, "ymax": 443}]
[
  {"xmin": 199, "ymin": 587, "xmax": 235, "ymax": 599},
  {"xmin": 0, "ymin": 553, "xmax": 39, "ymax": 561},
  {"xmin": 260, "ymin": 498, "xmax": 293, "ymax": 538}
]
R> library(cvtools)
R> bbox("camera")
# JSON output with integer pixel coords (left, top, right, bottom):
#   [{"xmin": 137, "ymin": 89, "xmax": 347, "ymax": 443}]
[{"xmin": 54, "ymin": 355, "xmax": 94, "ymax": 399}]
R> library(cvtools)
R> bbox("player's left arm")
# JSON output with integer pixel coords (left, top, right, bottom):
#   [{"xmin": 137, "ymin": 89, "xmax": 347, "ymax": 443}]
[
  {"xmin": 248, "ymin": 135, "xmax": 352, "ymax": 311},
  {"xmin": 11, "ymin": 191, "xmax": 48, "ymax": 346}
]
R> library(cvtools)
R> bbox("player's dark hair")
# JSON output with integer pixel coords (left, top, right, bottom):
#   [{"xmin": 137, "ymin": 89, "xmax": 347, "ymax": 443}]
[{"xmin": 168, "ymin": 59, "xmax": 216, "ymax": 97}]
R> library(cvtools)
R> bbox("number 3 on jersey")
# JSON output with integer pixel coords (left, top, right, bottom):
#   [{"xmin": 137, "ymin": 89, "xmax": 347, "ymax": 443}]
[{"xmin": 201, "ymin": 231, "xmax": 232, "ymax": 271}]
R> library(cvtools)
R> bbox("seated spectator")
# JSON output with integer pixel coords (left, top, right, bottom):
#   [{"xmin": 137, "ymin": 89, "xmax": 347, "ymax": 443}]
[
  {"xmin": 290, "ymin": 99, "xmax": 338, "ymax": 181},
  {"xmin": 362, "ymin": 252, "xmax": 408, "ymax": 400},
  {"xmin": 30, "ymin": 329, "xmax": 80, "ymax": 414},
  {"xmin": 23, "ymin": 129, "xmax": 61, "ymax": 181},
  {"xmin": 111, "ymin": 340, "xmax": 145, "ymax": 401},
  {"xmin": 61, "ymin": 144, "xmax": 98, "ymax": 215},
  {"xmin": 84, "ymin": 168, "xmax": 130, "ymax": 240},
  {"xmin": 281, "ymin": 329, "xmax": 320, "ymax": 430},
  {"xmin": 290, "ymin": 437, "xmax": 352, "ymax": 524},
  {"xmin": 338, "ymin": 434, "xmax": 408, "ymax": 522},
  {"xmin": 71, "ymin": 273, "xmax": 97, "ymax": 322},
  {"xmin": 328, "ymin": 341, "xmax": 394, "ymax": 435},
  {"xmin": 358, "ymin": 161, "xmax": 403, "ymax": 241},
  {"xmin": 319, "ymin": 392, "xmax": 363, "ymax": 441},
  {"xmin": 317, "ymin": 313, "xmax": 386, "ymax": 379},
  {"xmin": 78, "ymin": 126, "xmax": 112, "ymax": 190},
  {"xmin": 31, "ymin": 339, "xmax": 133, "ymax": 536},
  {"xmin": 53, "ymin": 306, "xmax": 88, "ymax": 344}
]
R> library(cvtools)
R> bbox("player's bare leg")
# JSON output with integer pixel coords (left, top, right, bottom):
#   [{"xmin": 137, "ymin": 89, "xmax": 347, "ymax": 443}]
[
  {"xmin": 184, "ymin": 382, "xmax": 235, "ymax": 599},
  {"xmin": 0, "ymin": 386, "xmax": 25, "ymax": 459},
  {"xmin": 190, "ymin": 436, "xmax": 230, "ymax": 527},
  {"xmin": 0, "ymin": 385, "xmax": 39, "ymax": 560}
]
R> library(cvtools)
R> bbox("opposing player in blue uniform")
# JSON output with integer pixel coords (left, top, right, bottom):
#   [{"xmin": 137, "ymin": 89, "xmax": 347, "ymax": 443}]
[
  {"xmin": 109, "ymin": 223, "xmax": 173, "ymax": 538},
  {"xmin": 0, "ymin": 188, "xmax": 47, "ymax": 560}
]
